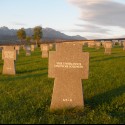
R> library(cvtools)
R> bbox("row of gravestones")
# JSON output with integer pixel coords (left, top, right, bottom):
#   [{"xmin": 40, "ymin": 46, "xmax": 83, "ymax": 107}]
[
  {"xmin": 0, "ymin": 41, "xmax": 125, "ymax": 111},
  {"xmin": 0, "ymin": 42, "xmax": 88, "ymax": 111},
  {"xmin": 86, "ymin": 41, "xmax": 125, "ymax": 54},
  {"xmin": 0, "ymin": 43, "xmax": 54, "ymax": 75}
]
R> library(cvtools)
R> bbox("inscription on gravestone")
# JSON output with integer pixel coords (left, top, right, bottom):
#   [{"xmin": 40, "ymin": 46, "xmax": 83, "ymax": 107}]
[
  {"xmin": 40, "ymin": 44, "xmax": 49, "ymax": 58},
  {"xmin": 49, "ymin": 42, "xmax": 89, "ymax": 110},
  {"xmin": 104, "ymin": 42, "xmax": 112, "ymax": 55},
  {"xmin": 2, "ymin": 46, "xmax": 16, "ymax": 75}
]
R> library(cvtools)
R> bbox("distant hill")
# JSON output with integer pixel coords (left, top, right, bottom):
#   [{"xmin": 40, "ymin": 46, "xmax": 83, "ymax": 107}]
[{"xmin": 0, "ymin": 27, "xmax": 86, "ymax": 42}]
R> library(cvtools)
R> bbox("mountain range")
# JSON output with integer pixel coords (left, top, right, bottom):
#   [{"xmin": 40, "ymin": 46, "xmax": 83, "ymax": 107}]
[{"xmin": 0, "ymin": 26, "xmax": 86, "ymax": 42}]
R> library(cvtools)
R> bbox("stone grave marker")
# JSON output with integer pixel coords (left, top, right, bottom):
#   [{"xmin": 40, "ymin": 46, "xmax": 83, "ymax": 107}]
[
  {"xmin": 104, "ymin": 41, "xmax": 112, "ymax": 54},
  {"xmin": 31, "ymin": 45, "xmax": 35, "ymax": 52},
  {"xmin": 95, "ymin": 41, "xmax": 101, "ymax": 49},
  {"xmin": 118, "ymin": 40, "xmax": 122, "ymax": 46},
  {"xmin": 25, "ymin": 45, "xmax": 31, "ymax": 56},
  {"xmin": 112, "ymin": 40, "xmax": 118, "ymax": 46},
  {"xmin": 123, "ymin": 41, "xmax": 125, "ymax": 51},
  {"xmin": 15, "ymin": 45, "xmax": 20, "ymax": 55},
  {"xmin": 40, "ymin": 44, "xmax": 49, "ymax": 58},
  {"xmin": 49, "ymin": 44, "xmax": 53, "ymax": 50},
  {"xmin": 88, "ymin": 41, "xmax": 95, "ymax": 48},
  {"xmin": 101, "ymin": 40, "xmax": 105, "ymax": 47},
  {"xmin": 2, "ymin": 46, "xmax": 16, "ymax": 75},
  {"xmin": 48, "ymin": 42, "xmax": 89, "ymax": 110}
]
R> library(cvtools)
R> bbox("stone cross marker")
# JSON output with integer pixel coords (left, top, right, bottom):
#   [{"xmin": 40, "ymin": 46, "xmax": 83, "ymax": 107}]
[
  {"xmin": 40, "ymin": 44, "xmax": 49, "ymax": 58},
  {"xmin": 123, "ymin": 41, "xmax": 125, "ymax": 51},
  {"xmin": 15, "ymin": 45, "xmax": 20, "ymax": 55},
  {"xmin": 48, "ymin": 42, "xmax": 89, "ymax": 110},
  {"xmin": 104, "ymin": 42, "xmax": 112, "ymax": 54},
  {"xmin": 2, "ymin": 46, "xmax": 16, "ymax": 75}
]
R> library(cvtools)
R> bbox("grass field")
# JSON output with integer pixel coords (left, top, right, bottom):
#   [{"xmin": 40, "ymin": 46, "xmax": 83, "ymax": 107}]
[{"xmin": 0, "ymin": 46, "xmax": 125, "ymax": 124}]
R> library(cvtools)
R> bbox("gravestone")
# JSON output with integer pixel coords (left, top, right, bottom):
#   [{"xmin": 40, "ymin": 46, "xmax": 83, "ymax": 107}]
[
  {"xmin": 112, "ymin": 40, "xmax": 118, "ymax": 46},
  {"xmin": 104, "ymin": 41, "xmax": 112, "ymax": 54},
  {"xmin": 123, "ymin": 41, "xmax": 125, "ymax": 51},
  {"xmin": 25, "ymin": 45, "xmax": 31, "ymax": 56},
  {"xmin": 118, "ymin": 40, "xmax": 122, "ymax": 46},
  {"xmin": 49, "ymin": 42, "xmax": 89, "ymax": 110},
  {"xmin": 2, "ymin": 46, "xmax": 16, "ymax": 75},
  {"xmin": 15, "ymin": 45, "xmax": 20, "ymax": 55},
  {"xmin": 40, "ymin": 44, "xmax": 49, "ymax": 58},
  {"xmin": 31, "ymin": 45, "xmax": 35, "ymax": 52},
  {"xmin": 49, "ymin": 44, "xmax": 53, "ymax": 50},
  {"xmin": 101, "ymin": 40, "xmax": 105, "ymax": 47},
  {"xmin": 88, "ymin": 41, "xmax": 95, "ymax": 48},
  {"xmin": 95, "ymin": 41, "xmax": 101, "ymax": 49}
]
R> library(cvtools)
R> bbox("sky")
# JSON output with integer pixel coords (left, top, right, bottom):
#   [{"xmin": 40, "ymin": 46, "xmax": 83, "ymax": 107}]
[{"xmin": 0, "ymin": 0, "xmax": 125, "ymax": 39}]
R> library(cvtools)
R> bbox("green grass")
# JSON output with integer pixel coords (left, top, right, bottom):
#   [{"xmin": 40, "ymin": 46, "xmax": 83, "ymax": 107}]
[{"xmin": 0, "ymin": 46, "xmax": 125, "ymax": 124}]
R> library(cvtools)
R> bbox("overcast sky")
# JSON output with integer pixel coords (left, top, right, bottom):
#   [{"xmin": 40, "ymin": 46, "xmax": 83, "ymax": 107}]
[{"xmin": 0, "ymin": 0, "xmax": 125, "ymax": 39}]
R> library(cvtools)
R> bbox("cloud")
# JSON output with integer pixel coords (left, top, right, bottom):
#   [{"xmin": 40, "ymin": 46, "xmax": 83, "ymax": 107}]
[
  {"xmin": 11, "ymin": 22, "xmax": 27, "ymax": 26},
  {"xmin": 75, "ymin": 24, "xmax": 110, "ymax": 33},
  {"xmin": 68, "ymin": 0, "xmax": 125, "ymax": 28}
]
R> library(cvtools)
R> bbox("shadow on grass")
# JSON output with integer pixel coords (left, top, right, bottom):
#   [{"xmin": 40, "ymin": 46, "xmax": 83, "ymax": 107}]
[
  {"xmin": 85, "ymin": 85, "xmax": 125, "ymax": 109},
  {"xmin": 92, "ymin": 56, "xmax": 125, "ymax": 62},
  {"xmin": 16, "ymin": 60, "xmax": 43, "ymax": 66},
  {"xmin": 0, "ymin": 72, "xmax": 48, "ymax": 82},
  {"xmin": 17, "ymin": 68, "xmax": 48, "ymax": 74}
]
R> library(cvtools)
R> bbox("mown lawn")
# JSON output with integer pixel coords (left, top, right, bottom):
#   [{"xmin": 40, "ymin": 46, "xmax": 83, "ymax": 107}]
[{"xmin": 0, "ymin": 46, "xmax": 125, "ymax": 124}]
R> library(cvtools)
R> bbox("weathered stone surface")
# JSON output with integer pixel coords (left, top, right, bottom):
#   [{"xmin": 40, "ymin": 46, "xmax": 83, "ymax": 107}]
[
  {"xmin": 88, "ymin": 41, "xmax": 95, "ymax": 48},
  {"xmin": 104, "ymin": 41, "xmax": 113, "ymax": 54},
  {"xmin": 49, "ymin": 44, "xmax": 53, "ymax": 50},
  {"xmin": 40, "ymin": 44, "xmax": 49, "ymax": 58},
  {"xmin": 2, "ymin": 46, "xmax": 16, "ymax": 75},
  {"xmin": 123, "ymin": 41, "xmax": 125, "ymax": 51},
  {"xmin": 95, "ymin": 41, "xmax": 101, "ymax": 49},
  {"xmin": 48, "ymin": 42, "xmax": 89, "ymax": 110},
  {"xmin": 31, "ymin": 45, "xmax": 35, "ymax": 52}
]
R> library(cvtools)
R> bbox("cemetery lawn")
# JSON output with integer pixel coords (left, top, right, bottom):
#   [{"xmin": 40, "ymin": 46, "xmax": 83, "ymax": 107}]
[{"xmin": 0, "ymin": 46, "xmax": 125, "ymax": 124}]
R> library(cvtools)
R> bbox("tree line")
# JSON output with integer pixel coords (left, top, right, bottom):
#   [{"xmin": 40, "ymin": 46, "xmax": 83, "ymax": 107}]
[{"xmin": 17, "ymin": 26, "xmax": 42, "ymax": 45}]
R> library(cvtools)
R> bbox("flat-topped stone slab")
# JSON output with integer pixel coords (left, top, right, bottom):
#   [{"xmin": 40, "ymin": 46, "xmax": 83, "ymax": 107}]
[
  {"xmin": 40, "ymin": 44, "xmax": 49, "ymax": 58},
  {"xmin": 15, "ymin": 45, "xmax": 20, "ymax": 55},
  {"xmin": 95, "ymin": 41, "xmax": 101, "ymax": 49},
  {"xmin": 88, "ymin": 41, "xmax": 95, "ymax": 48},
  {"xmin": 2, "ymin": 46, "xmax": 17, "ymax": 75},
  {"xmin": 123, "ymin": 41, "xmax": 125, "ymax": 51},
  {"xmin": 31, "ymin": 45, "xmax": 35, "ymax": 52},
  {"xmin": 104, "ymin": 41, "xmax": 113, "ymax": 54}
]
